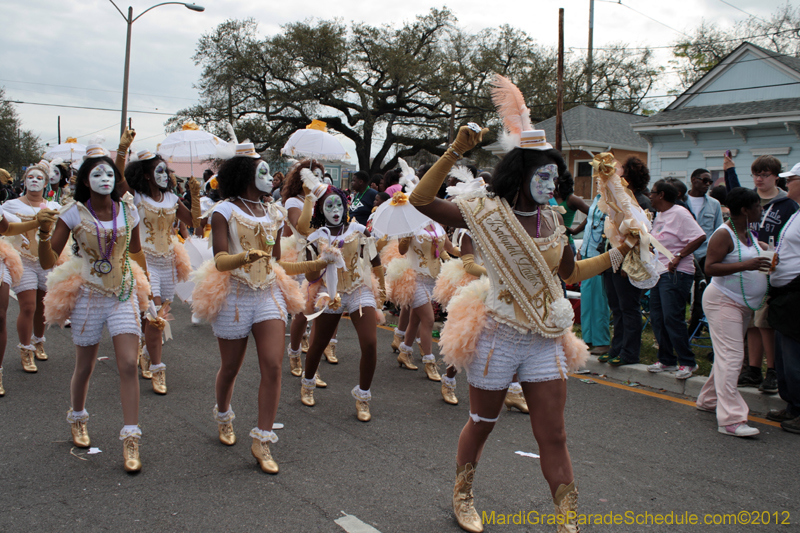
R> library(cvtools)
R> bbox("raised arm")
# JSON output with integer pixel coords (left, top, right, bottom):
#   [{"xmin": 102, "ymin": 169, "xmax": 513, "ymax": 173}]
[
  {"xmin": 175, "ymin": 178, "xmax": 203, "ymax": 228},
  {"xmin": 409, "ymin": 125, "xmax": 488, "ymax": 229}
]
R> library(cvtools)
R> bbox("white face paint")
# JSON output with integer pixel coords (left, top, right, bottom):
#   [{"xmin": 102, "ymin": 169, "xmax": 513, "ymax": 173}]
[
  {"xmin": 529, "ymin": 164, "xmax": 557, "ymax": 204},
  {"xmin": 25, "ymin": 170, "xmax": 46, "ymax": 192},
  {"xmin": 49, "ymin": 166, "xmax": 61, "ymax": 185},
  {"xmin": 313, "ymin": 168, "xmax": 324, "ymax": 180},
  {"xmin": 154, "ymin": 162, "xmax": 169, "ymax": 189},
  {"xmin": 255, "ymin": 161, "xmax": 273, "ymax": 194},
  {"xmin": 89, "ymin": 163, "xmax": 116, "ymax": 195},
  {"xmin": 323, "ymin": 194, "xmax": 344, "ymax": 226}
]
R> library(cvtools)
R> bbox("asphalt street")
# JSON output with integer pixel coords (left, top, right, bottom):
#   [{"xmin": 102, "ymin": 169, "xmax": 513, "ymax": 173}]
[{"xmin": 0, "ymin": 300, "xmax": 797, "ymax": 532}]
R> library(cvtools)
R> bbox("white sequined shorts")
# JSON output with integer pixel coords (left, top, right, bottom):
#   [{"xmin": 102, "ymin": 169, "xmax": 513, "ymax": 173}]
[
  {"xmin": 145, "ymin": 252, "xmax": 176, "ymax": 302},
  {"xmin": 71, "ymin": 286, "xmax": 142, "ymax": 347},
  {"xmin": 411, "ymin": 273, "xmax": 436, "ymax": 309},
  {"xmin": 322, "ymin": 284, "xmax": 376, "ymax": 315},
  {"xmin": 466, "ymin": 317, "xmax": 567, "ymax": 391},
  {"xmin": 0, "ymin": 259, "xmax": 11, "ymax": 287},
  {"xmin": 12, "ymin": 256, "xmax": 49, "ymax": 293},
  {"xmin": 212, "ymin": 279, "xmax": 287, "ymax": 340}
]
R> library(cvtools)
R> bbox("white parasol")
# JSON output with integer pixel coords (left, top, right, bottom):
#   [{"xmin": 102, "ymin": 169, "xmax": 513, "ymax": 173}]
[
  {"xmin": 281, "ymin": 121, "xmax": 346, "ymax": 161},
  {"xmin": 157, "ymin": 123, "xmax": 228, "ymax": 177},
  {"xmin": 44, "ymin": 138, "xmax": 86, "ymax": 162},
  {"xmin": 369, "ymin": 192, "xmax": 432, "ymax": 239}
]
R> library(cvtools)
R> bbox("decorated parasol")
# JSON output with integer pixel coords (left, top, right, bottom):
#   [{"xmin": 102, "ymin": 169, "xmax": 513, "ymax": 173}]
[
  {"xmin": 592, "ymin": 152, "xmax": 671, "ymax": 289},
  {"xmin": 157, "ymin": 122, "xmax": 228, "ymax": 177},
  {"xmin": 281, "ymin": 120, "xmax": 347, "ymax": 161},
  {"xmin": 44, "ymin": 138, "xmax": 86, "ymax": 162},
  {"xmin": 369, "ymin": 192, "xmax": 433, "ymax": 239}
]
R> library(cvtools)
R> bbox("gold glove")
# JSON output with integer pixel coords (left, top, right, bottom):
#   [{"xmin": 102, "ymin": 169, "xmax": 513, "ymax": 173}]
[
  {"xmin": 129, "ymin": 249, "xmax": 148, "ymax": 277},
  {"xmin": 409, "ymin": 124, "xmax": 488, "ymax": 207},
  {"xmin": 35, "ymin": 209, "xmax": 59, "ymax": 234},
  {"xmin": 398, "ymin": 237, "xmax": 412, "ymax": 255},
  {"xmin": 278, "ymin": 258, "xmax": 328, "ymax": 275},
  {"xmin": 188, "ymin": 177, "xmax": 202, "ymax": 228},
  {"xmin": 214, "ymin": 250, "xmax": 269, "ymax": 272},
  {"xmin": 115, "ymin": 128, "xmax": 136, "ymax": 174},
  {"xmin": 38, "ymin": 238, "xmax": 59, "ymax": 270},
  {"xmin": 375, "ymin": 236, "xmax": 388, "ymax": 253},
  {"xmin": 462, "ymin": 254, "xmax": 487, "ymax": 277},
  {"xmin": 562, "ymin": 244, "xmax": 631, "ymax": 284},
  {"xmin": 372, "ymin": 265, "xmax": 386, "ymax": 308},
  {"xmin": 1, "ymin": 218, "xmax": 39, "ymax": 236},
  {"xmin": 296, "ymin": 194, "xmax": 316, "ymax": 237}
]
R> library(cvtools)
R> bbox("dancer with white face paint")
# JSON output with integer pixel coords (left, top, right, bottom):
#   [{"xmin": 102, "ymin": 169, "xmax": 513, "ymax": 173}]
[
  {"xmin": 118, "ymin": 143, "xmax": 203, "ymax": 394},
  {"xmin": 2, "ymin": 160, "xmax": 62, "ymax": 372},
  {"xmin": 36, "ymin": 144, "xmax": 151, "ymax": 472},
  {"xmin": 191, "ymin": 143, "xmax": 334, "ymax": 473},
  {"xmin": 295, "ymin": 169, "xmax": 385, "ymax": 422}
]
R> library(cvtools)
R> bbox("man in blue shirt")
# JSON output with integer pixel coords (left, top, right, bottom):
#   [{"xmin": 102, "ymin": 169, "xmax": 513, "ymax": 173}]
[{"xmin": 349, "ymin": 171, "xmax": 378, "ymax": 226}]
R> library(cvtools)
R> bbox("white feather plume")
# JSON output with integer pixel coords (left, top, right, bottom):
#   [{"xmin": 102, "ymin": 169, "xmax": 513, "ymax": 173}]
[
  {"xmin": 397, "ymin": 158, "xmax": 419, "ymax": 193},
  {"xmin": 448, "ymin": 165, "xmax": 474, "ymax": 183},
  {"xmin": 224, "ymin": 122, "xmax": 238, "ymax": 145}
]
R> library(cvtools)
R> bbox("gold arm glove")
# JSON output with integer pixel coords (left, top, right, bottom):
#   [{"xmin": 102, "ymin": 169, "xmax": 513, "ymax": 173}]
[
  {"xmin": 189, "ymin": 177, "xmax": 202, "ymax": 228},
  {"xmin": 115, "ymin": 129, "xmax": 136, "ymax": 175},
  {"xmin": 462, "ymin": 254, "xmax": 487, "ymax": 277},
  {"xmin": 214, "ymin": 251, "xmax": 248, "ymax": 272},
  {"xmin": 129, "ymin": 249, "xmax": 148, "ymax": 277},
  {"xmin": 278, "ymin": 258, "xmax": 328, "ymax": 275},
  {"xmin": 440, "ymin": 249, "xmax": 451, "ymax": 261},
  {"xmin": 562, "ymin": 244, "xmax": 631, "ymax": 285},
  {"xmin": 376, "ymin": 236, "xmax": 388, "ymax": 253},
  {"xmin": 448, "ymin": 246, "xmax": 461, "ymax": 258},
  {"xmin": 296, "ymin": 193, "xmax": 316, "ymax": 237},
  {"xmin": 372, "ymin": 265, "xmax": 386, "ymax": 307},
  {"xmin": 398, "ymin": 237, "xmax": 412, "ymax": 255},
  {"xmin": 1, "ymin": 219, "xmax": 40, "ymax": 236},
  {"xmin": 38, "ymin": 238, "xmax": 59, "ymax": 270},
  {"xmin": 409, "ymin": 125, "xmax": 488, "ymax": 207}
]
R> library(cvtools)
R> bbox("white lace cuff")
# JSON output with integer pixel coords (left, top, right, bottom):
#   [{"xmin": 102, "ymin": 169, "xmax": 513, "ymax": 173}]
[
  {"xmin": 287, "ymin": 346, "xmax": 302, "ymax": 357},
  {"xmin": 508, "ymin": 382, "xmax": 523, "ymax": 393},
  {"xmin": 250, "ymin": 427, "xmax": 278, "ymax": 443},
  {"xmin": 421, "ymin": 354, "xmax": 436, "ymax": 363},
  {"xmin": 351, "ymin": 386, "xmax": 372, "ymax": 401},
  {"xmin": 301, "ymin": 377, "xmax": 316, "ymax": 390},
  {"xmin": 119, "ymin": 426, "xmax": 142, "ymax": 440},
  {"xmin": 31, "ymin": 335, "xmax": 46, "ymax": 344},
  {"xmin": 149, "ymin": 363, "xmax": 166, "ymax": 372},
  {"xmin": 213, "ymin": 405, "xmax": 235, "ymax": 423},
  {"xmin": 442, "ymin": 376, "xmax": 457, "ymax": 387},
  {"xmin": 67, "ymin": 409, "xmax": 89, "ymax": 423}
]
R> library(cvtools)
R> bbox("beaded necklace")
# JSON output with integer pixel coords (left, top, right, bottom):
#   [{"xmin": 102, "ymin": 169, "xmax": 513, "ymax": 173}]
[
  {"xmin": 513, "ymin": 206, "xmax": 542, "ymax": 237},
  {"xmin": 728, "ymin": 217, "xmax": 769, "ymax": 311},
  {"xmin": 775, "ymin": 210, "xmax": 799, "ymax": 255},
  {"xmin": 86, "ymin": 199, "xmax": 117, "ymax": 275}
]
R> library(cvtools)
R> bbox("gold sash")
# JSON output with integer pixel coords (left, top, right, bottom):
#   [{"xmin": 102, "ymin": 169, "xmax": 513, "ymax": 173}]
[{"xmin": 456, "ymin": 195, "xmax": 569, "ymax": 338}]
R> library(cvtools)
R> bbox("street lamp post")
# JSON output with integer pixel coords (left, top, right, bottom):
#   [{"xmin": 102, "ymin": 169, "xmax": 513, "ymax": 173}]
[{"xmin": 108, "ymin": 1, "xmax": 205, "ymax": 137}]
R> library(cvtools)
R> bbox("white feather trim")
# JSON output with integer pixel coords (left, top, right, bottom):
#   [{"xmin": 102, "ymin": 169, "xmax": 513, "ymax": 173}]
[
  {"xmin": 224, "ymin": 122, "xmax": 238, "ymax": 145},
  {"xmin": 45, "ymin": 257, "xmax": 82, "ymax": 291},
  {"xmin": 550, "ymin": 297, "xmax": 575, "ymax": 330},
  {"xmin": 499, "ymin": 131, "xmax": 521, "ymax": 153},
  {"xmin": 448, "ymin": 166, "xmax": 474, "ymax": 183},
  {"xmin": 385, "ymin": 256, "xmax": 412, "ymax": 286}
]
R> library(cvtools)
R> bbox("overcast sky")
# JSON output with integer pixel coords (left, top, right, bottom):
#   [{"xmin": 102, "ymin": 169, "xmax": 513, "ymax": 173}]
[{"xmin": 0, "ymin": 0, "xmax": 791, "ymax": 160}]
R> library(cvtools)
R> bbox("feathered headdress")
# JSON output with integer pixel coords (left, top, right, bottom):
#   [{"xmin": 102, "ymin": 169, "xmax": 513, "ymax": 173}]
[
  {"xmin": 491, "ymin": 74, "xmax": 552, "ymax": 152},
  {"xmin": 398, "ymin": 158, "xmax": 419, "ymax": 194},
  {"xmin": 215, "ymin": 122, "xmax": 239, "ymax": 160},
  {"xmin": 83, "ymin": 135, "xmax": 109, "ymax": 160},
  {"xmin": 446, "ymin": 165, "xmax": 486, "ymax": 198}
]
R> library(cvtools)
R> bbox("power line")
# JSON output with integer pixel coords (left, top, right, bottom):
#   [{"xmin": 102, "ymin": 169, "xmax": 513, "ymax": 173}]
[
  {"xmin": 6, "ymin": 100, "xmax": 175, "ymax": 116},
  {"xmin": 568, "ymin": 27, "xmax": 800, "ymax": 50},
  {"xmin": 596, "ymin": 0, "xmax": 690, "ymax": 37},
  {"xmin": 716, "ymin": 0, "xmax": 767, "ymax": 23},
  {"xmin": 0, "ymin": 78, "xmax": 197, "ymax": 102},
  {"xmin": 42, "ymin": 122, "xmax": 120, "ymax": 144}
]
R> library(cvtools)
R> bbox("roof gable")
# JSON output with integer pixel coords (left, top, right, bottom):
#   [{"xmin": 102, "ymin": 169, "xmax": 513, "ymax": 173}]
[
  {"xmin": 534, "ymin": 105, "xmax": 648, "ymax": 150},
  {"xmin": 668, "ymin": 42, "xmax": 800, "ymax": 110}
]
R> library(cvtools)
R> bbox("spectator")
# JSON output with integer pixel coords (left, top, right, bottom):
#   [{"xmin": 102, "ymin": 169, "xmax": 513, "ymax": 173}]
[
  {"xmin": 768, "ymin": 163, "xmax": 800, "ymax": 433},
  {"xmin": 709, "ymin": 185, "xmax": 730, "ymax": 220},
  {"xmin": 370, "ymin": 174, "xmax": 383, "ymax": 192},
  {"xmin": 725, "ymin": 154, "xmax": 798, "ymax": 392},
  {"xmin": 696, "ymin": 188, "xmax": 769, "ymax": 437},
  {"xmin": 646, "ymin": 180, "xmax": 706, "ymax": 380},
  {"xmin": 348, "ymin": 170, "xmax": 378, "ymax": 226},
  {"xmin": 553, "ymin": 171, "xmax": 589, "ymax": 252},
  {"xmin": 383, "ymin": 169, "xmax": 402, "ymax": 195},
  {"xmin": 686, "ymin": 168, "xmax": 724, "ymax": 335},
  {"xmin": 271, "ymin": 171, "xmax": 284, "ymax": 203},
  {"xmin": 579, "ymin": 193, "xmax": 611, "ymax": 355},
  {"xmin": 665, "ymin": 177, "xmax": 692, "ymax": 214},
  {"xmin": 366, "ymin": 191, "xmax": 391, "ymax": 233},
  {"xmin": 601, "ymin": 156, "xmax": 651, "ymax": 366}
]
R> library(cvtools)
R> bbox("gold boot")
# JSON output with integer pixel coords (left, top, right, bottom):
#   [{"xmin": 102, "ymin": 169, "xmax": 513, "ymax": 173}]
[
  {"xmin": 67, "ymin": 409, "xmax": 90, "ymax": 448},
  {"xmin": 300, "ymin": 333, "xmax": 310, "ymax": 353},
  {"xmin": 19, "ymin": 345, "xmax": 37, "ymax": 373},
  {"xmin": 397, "ymin": 344, "xmax": 418, "ymax": 370},
  {"xmin": 323, "ymin": 341, "xmax": 338, "ymax": 364},
  {"xmin": 423, "ymin": 357, "xmax": 441, "ymax": 381},
  {"xmin": 315, "ymin": 371, "xmax": 327, "ymax": 388},
  {"xmin": 504, "ymin": 390, "xmax": 529, "ymax": 414},
  {"xmin": 441, "ymin": 379, "xmax": 458, "ymax": 405},
  {"xmin": 391, "ymin": 331, "xmax": 404, "ymax": 353},
  {"xmin": 213, "ymin": 406, "xmax": 236, "ymax": 446},
  {"xmin": 553, "ymin": 481, "xmax": 580, "ymax": 533},
  {"xmin": 301, "ymin": 378, "xmax": 316, "ymax": 406},
  {"xmin": 288, "ymin": 347, "xmax": 303, "ymax": 377},
  {"xmin": 151, "ymin": 366, "xmax": 167, "ymax": 395},
  {"xmin": 32, "ymin": 337, "xmax": 48, "ymax": 361},
  {"xmin": 139, "ymin": 343, "xmax": 152, "ymax": 379},
  {"xmin": 356, "ymin": 400, "xmax": 371, "ymax": 422},
  {"xmin": 250, "ymin": 437, "xmax": 279, "ymax": 474},
  {"xmin": 123, "ymin": 436, "xmax": 142, "ymax": 472},
  {"xmin": 0, "ymin": 368, "xmax": 5, "ymax": 396},
  {"xmin": 453, "ymin": 463, "xmax": 483, "ymax": 533}
]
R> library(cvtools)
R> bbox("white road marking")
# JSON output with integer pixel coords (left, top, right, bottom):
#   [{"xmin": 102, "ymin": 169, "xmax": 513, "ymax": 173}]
[{"xmin": 335, "ymin": 514, "xmax": 382, "ymax": 533}]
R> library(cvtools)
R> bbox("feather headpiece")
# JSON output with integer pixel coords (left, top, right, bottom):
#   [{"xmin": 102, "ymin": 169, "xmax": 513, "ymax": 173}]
[
  {"xmin": 490, "ymin": 74, "xmax": 552, "ymax": 152},
  {"xmin": 215, "ymin": 122, "xmax": 239, "ymax": 160},
  {"xmin": 397, "ymin": 158, "xmax": 419, "ymax": 194}
]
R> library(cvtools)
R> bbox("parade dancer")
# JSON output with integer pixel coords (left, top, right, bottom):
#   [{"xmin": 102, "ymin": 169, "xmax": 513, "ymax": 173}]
[
  {"xmin": 38, "ymin": 144, "xmax": 151, "ymax": 472},
  {"xmin": 2, "ymin": 161, "xmax": 62, "ymax": 372},
  {"xmin": 191, "ymin": 143, "xmax": 331, "ymax": 473},
  {"xmin": 118, "ymin": 144, "xmax": 201, "ymax": 394},
  {"xmin": 410, "ymin": 75, "xmax": 634, "ymax": 533},
  {"xmin": 295, "ymin": 169, "xmax": 385, "ymax": 422}
]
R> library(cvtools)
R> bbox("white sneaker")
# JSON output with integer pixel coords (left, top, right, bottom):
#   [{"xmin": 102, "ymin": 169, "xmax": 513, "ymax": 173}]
[
  {"xmin": 718, "ymin": 423, "xmax": 760, "ymax": 437},
  {"xmin": 647, "ymin": 361, "xmax": 677, "ymax": 373},
  {"xmin": 675, "ymin": 365, "xmax": 697, "ymax": 380},
  {"xmin": 191, "ymin": 313, "xmax": 202, "ymax": 325}
]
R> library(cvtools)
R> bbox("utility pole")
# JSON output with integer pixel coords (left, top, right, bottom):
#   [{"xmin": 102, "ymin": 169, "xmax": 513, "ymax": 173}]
[
  {"xmin": 120, "ymin": 6, "xmax": 133, "ymax": 138},
  {"xmin": 556, "ymin": 8, "xmax": 564, "ymax": 152},
  {"xmin": 57, "ymin": 116, "xmax": 61, "ymax": 144},
  {"xmin": 587, "ymin": 0, "xmax": 594, "ymax": 101}
]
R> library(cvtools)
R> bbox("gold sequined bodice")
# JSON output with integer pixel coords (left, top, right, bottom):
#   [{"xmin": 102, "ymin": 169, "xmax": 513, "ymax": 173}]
[
  {"xmin": 336, "ymin": 234, "xmax": 367, "ymax": 293},
  {"xmin": 224, "ymin": 203, "xmax": 285, "ymax": 289},
  {"xmin": 138, "ymin": 198, "xmax": 177, "ymax": 256},
  {"xmin": 409, "ymin": 234, "xmax": 443, "ymax": 278}
]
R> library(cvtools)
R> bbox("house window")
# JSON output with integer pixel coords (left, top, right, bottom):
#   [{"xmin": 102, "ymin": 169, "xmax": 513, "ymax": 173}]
[{"xmin": 574, "ymin": 161, "xmax": 593, "ymax": 198}]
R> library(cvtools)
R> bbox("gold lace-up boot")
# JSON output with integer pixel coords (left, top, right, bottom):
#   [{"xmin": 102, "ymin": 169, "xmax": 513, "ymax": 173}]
[
  {"xmin": 441, "ymin": 379, "xmax": 458, "ymax": 405},
  {"xmin": 67, "ymin": 410, "xmax": 91, "ymax": 448},
  {"xmin": 356, "ymin": 399, "xmax": 371, "ymax": 422},
  {"xmin": 151, "ymin": 368, "xmax": 167, "ymax": 395},
  {"xmin": 453, "ymin": 463, "xmax": 483, "ymax": 532},
  {"xmin": 323, "ymin": 341, "xmax": 338, "ymax": 364},
  {"xmin": 315, "ymin": 371, "xmax": 327, "ymax": 388},
  {"xmin": 300, "ymin": 333, "xmax": 310, "ymax": 353},
  {"xmin": 391, "ymin": 331, "xmax": 404, "ymax": 353},
  {"xmin": 0, "ymin": 368, "xmax": 5, "ymax": 396},
  {"xmin": 397, "ymin": 344, "xmax": 418, "ymax": 370},
  {"xmin": 288, "ymin": 351, "xmax": 303, "ymax": 377},
  {"xmin": 423, "ymin": 358, "xmax": 441, "ymax": 381},
  {"xmin": 20, "ymin": 345, "xmax": 37, "ymax": 373},
  {"xmin": 553, "ymin": 481, "xmax": 580, "ymax": 533},
  {"xmin": 251, "ymin": 438, "xmax": 279, "ymax": 474},
  {"xmin": 301, "ymin": 379, "xmax": 316, "ymax": 406},
  {"xmin": 139, "ymin": 343, "xmax": 152, "ymax": 379},
  {"xmin": 504, "ymin": 390, "xmax": 529, "ymax": 413},
  {"xmin": 213, "ymin": 406, "xmax": 236, "ymax": 446},
  {"xmin": 123, "ymin": 436, "xmax": 142, "ymax": 472},
  {"xmin": 32, "ymin": 338, "xmax": 48, "ymax": 361}
]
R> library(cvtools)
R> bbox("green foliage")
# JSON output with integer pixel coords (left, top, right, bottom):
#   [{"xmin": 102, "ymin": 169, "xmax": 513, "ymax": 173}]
[{"xmin": 0, "ymin": 88, "xmax": 43, "ymax": 179}]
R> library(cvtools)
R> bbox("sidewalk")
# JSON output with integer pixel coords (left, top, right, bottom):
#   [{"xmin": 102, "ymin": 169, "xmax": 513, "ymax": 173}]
[{"xmin": 582, "ymin": 355, "xmax": 784, "ymax": 415}]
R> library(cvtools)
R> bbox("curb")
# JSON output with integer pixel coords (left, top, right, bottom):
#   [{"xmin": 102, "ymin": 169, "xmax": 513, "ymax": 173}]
[{"xmin": 583, "ymin": 356, "xmax": 784, "ymax": 415}]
